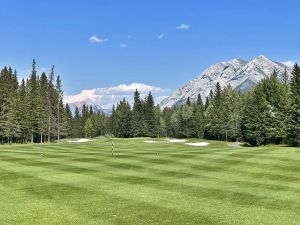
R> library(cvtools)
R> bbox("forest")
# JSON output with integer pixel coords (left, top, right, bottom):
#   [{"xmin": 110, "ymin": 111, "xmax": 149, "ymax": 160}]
[{"xmin": 1, "ymin": 60, "xmax": 300, "ymax": 146}]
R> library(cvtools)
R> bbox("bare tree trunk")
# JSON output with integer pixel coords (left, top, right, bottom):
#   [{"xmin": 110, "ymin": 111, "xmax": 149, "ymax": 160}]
[
  {"xmin": 57, "ymin": 118, "xmax": 60, "ymax": 143},
  {"xmin": 48, "ymin": 116, "xmax": 51, "ymax": 143},
  {"xmin": 40, "ymin": 133, "xmax": 43, "ymax": 143},
  {"xmin": 57, "ymin": 100, "xmax": 60, "ymax": 143}
]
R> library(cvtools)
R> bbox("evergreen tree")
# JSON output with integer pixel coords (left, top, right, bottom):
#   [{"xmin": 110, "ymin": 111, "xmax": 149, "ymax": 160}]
[
  {"xmin": 108, "ymin": 105, "xmax": 117, "ymax": 135},
  {"xmin": 206, "ymin": 83, "xmax": 224, "ymax": 140},
  {"xmin": 115, "ymin": 99, "xmax": 132, "ymax": 137},
  {"xmin": 220, "ymin": 86, "xmax": 242, "ymax": 141},
  {"xmin": 47, "ymin": 65, "xmax": 56, "ymax": 142},
  {"xmin": 153, "ymin": 105, "xmax": 162, "ymax": 137},
  {"xmin": 28, "ymin": 59, "xmax": 39, "ymax": 143},
  {"xmin": 84, "ymin": 118, "xmax": 96, "ymax": 138},
  {"xmin": 132, "ymin": 89, "xmax": 146, "ymax": 137},
  {"xmin": 286, "ymin": 64, "xmax": 300, "ymax": 146},
  {"xmin": 37, "ymin": 72, "xmax": 48, "ymax": 142},
  {"xmin": 192, "ymin": 94, "xmax": 205, "ymax": 138},
  {"xmin": 73, "ymin": 106, "xmax": 83, "ymax": 137},
  {"xmin": 162, "ymin": 107, "xmax": 173, "ymax": 137},
  {"xmin": 241, "ymin": 73, "xmax": 289, "ymax": 145},
  {"xmin": 55, "ymin": 75, "xmax": 63, "ymax": 142},
  {"xmin": 181, "ymin": 104, "xmax": 193, "ymax": 137},
  {"xmin": 65, "ymin": 103, "xmax": 74, "ymax": 137},
  {"xmin": 170, "ymin": 110, "xmax": 180, "ymax": 138},
  {"xmin": 18, "ymin": 79, "xmax": 31, "ymax": 142},
  {"xmin": 186, "ymin": 97, "xmax": 191, "ymax": 106},
  {"xmin": 144, "ymin": 92, "xmax": 156, "ymax": 137},
  {"xmin": 92, "ymin": 112, "xmax": 106, "ymax": 136}
]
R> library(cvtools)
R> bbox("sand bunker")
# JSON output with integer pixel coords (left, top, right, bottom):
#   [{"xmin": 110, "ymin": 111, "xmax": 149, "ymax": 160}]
[
  {"xmin": 144, "ymin": 140, "xmax": 160, "ymax": 143},
  {"xmin": 68, "ymin": 138, "xmax": 92, "ymax": 143},
  {"xmin": 186, "ymin": 142, "xmax": 209, "ymax": 146},
  {"xmin": 168, "ymin": 139, "xmax": 187, "ymax": 143}
]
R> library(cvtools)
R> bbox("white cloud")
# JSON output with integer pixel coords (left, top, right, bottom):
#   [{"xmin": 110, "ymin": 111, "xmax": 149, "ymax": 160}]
[
  {"xmin": 282, "ymin": 60, "xmax": 296, "ymax": 68},
  {"xmin": 158, "ymin": 33, "xmax": 164, "ymax": 39},
  {"xmin": 89, "ymin": 35, "xmax": 108, "ymax": 43},
  {"xmin": 64, "ymin": 83, "xmax": 168, "ymax": 110},
  {"xmin": 120, "ymin": 44, "xmax": 127, "ymax": 48},
  {"xmin": 176, "ymin": 24, "xmax": 190, "ymax": 30}
]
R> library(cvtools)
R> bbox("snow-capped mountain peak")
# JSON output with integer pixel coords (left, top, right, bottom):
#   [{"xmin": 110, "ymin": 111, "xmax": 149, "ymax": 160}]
[{"xmin": 160, "ymin": 55, "xmax": 292, "ymax": 108}]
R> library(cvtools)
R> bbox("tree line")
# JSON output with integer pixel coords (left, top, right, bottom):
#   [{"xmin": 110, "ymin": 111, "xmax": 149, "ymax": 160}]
[
  {"xmin": 1, "ymin": 60, "xmax": 300, "ymax": 146},
  {"xmin": 0, "ymin": 60, "xmax": 66, "ymax": 143}
]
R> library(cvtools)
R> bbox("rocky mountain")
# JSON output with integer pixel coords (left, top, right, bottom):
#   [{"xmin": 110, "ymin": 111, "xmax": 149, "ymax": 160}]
[
  {"xmin": 160, "ymin": 55, "xmax": 293, "ymax": 108},
  {"xmin": 67, "ymin": 102, "xmax": 105, "ymax": 114}
]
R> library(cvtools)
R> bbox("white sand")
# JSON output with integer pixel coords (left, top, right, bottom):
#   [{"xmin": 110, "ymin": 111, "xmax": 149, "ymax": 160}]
[
  {"xmin": 144, "ymin": 140, "xmax": 160, "ymax": 143},
  {"xmin": 68, "ymin": 138, "xmax": 92, "ymax": 143},
  {"xmin": 169, "ymin": 139, "xmax": 187, "ymax": 143},
  {"xmin": 186, "ymin": 142, "xmax": 209, "ymax": 146}
]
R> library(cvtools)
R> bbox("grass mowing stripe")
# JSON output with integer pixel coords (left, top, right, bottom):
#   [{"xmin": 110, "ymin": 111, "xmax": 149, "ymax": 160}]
[
  {"xmin": 1, "ymin": 152, "xmax": 299, "ymax": 208},
  {"xmin": 0, "ymin": 138, "xmax": 299, "ymax": 225},
  {"xmin": 0, "ymin": 162, "xmax": 225, "ymax": 225},
  {"xmin": 1, "ymin": 147, "xmax": 299, "ymax": 192},
  {"xmin": 2, "ymin": 159, "xmax": 298, "ymax": 223},
  {"xmin": 0, "ymin": 151, "xmax": 290, "ymax": 182}
]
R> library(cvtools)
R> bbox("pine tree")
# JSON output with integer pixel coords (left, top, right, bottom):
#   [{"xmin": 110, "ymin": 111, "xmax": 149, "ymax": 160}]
[
  {"xmin": 18, "ymin": 79, "xmax": 31, "ymax": 142},
  {"xmin": 108, "ymin": 105, "xmax": 117, "ymax": 135},
  {"xmin": 37, "ymin": 72, "xmax": 48, "ymax": 142},
  {"xmin": 162, "ymin": 107, "xmax": 173, "ymax": 137},
  {"xmin": 286, "ymin": 64, "xmax": 300, "ymax": 146},
  {"xmin": 220, "ymin": 85, "xmax": 242, "ymax": 141},
  {"xmin": 241, "ymin": 86, "xmax": 269, "ymax": 146},
  {"xmin": 170, "ymin": 109, "xmax": 180, "ymax": 138},
  {"xmin": 153, "ymin": 105, "xmax": 162, "ymax": 137},
  {"xmin": 92, "ymin": 112, "xmax": 106, "ymax": 136},
  {"xmin": 196, "ymin": 94, "xmax": 203, "ymax": 106},
  {"xmin": 65, "ymin": 103, "xmax": 74, "ymax": 137},
  {"xmin": 0, "ymin": 67, "xmax": 20, "ymax": 143},
  {"xmin": 28, "ymin": 59, "xmax": 40, "ymax": 143},
  {"xmin": 47, "ymin": 65, "xmax": 56, "ymax": 142},
  {"xmin": 84, "ymin": 118, "xmax": 96, "ymax": 138},
  {"xmin": 192, "ymin": 94, "xmax": 205, "ymax": 138},
  {"xmin": 55, "ymin": 75, "xmax": 63, "ymax": 142},
  {"xmin": 144, "ymin": 92, "xmax": 156, "ymax": 137},
  {"xmin": 115, "ymin": 99, "xmax": 132, "ymax": 137},
  {"xmin": 186, "ymin": 97, "xmax": 191, "ymax": 106},
  {"xmin": 241, "ymin": 72, "xmax": 289, "ymax": 146},
  {"xmin": 73, "ymin": 106, "xmax": 83, "ymax": 137},
  {"xmin": 206, "ymin": 83, "xmax": 224, "ymax": 140},
  {"xmin": 132, "ymin": 89, "xmax": 146, "ymax": 137},
  {"xmin": 159, "ymin": 117, "xmax": 167, "ymax": 137},
  {"xmin": 181, "ymin": 104, "xmax": 193, "ymax": 137}
]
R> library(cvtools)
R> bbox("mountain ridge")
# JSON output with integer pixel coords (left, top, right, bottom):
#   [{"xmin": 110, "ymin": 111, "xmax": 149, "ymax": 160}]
[{"xmin": 160, "ymin": 55, "xmax": 293, "ymax": 108}]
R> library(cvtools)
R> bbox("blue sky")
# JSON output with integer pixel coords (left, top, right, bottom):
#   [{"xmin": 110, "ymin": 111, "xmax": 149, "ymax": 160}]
[{"xmin": 0, "ymin": 0, "xmax": 299, "ymax": 107}]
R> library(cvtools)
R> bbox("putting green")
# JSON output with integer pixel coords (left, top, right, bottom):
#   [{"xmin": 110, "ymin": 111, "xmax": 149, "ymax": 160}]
[{"xmin": 0, "ymin": 138, "xmax": 299, "ymax": 225}]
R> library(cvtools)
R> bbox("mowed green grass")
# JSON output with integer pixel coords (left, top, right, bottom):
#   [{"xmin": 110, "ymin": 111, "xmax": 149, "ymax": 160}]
[{"xmin": 0, "ymin": 138, "xmax": 299, "ymax": 225}]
